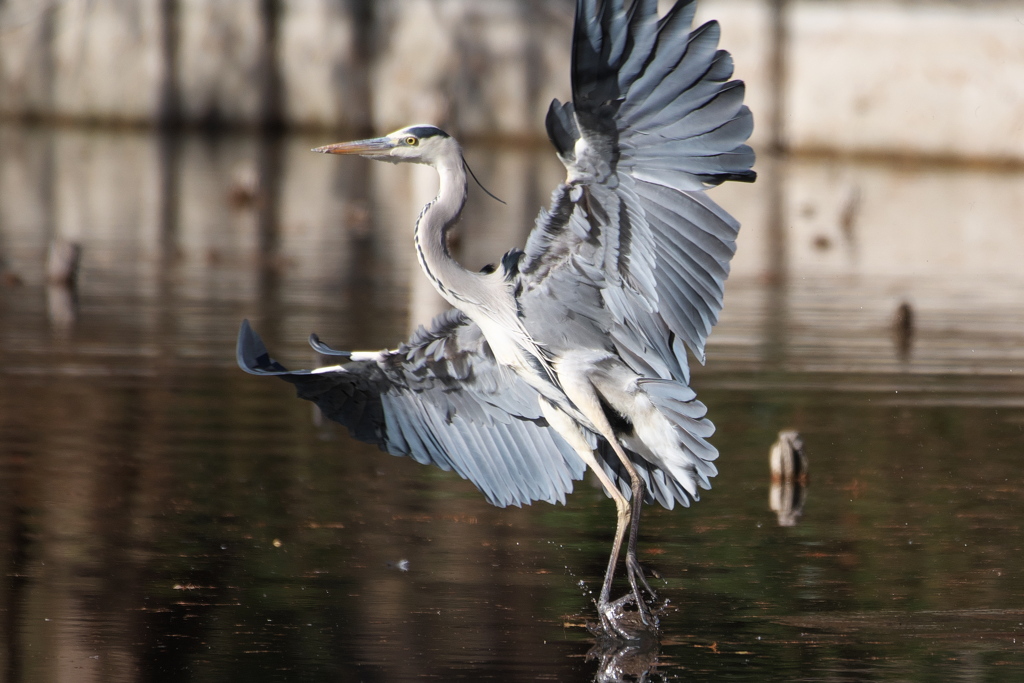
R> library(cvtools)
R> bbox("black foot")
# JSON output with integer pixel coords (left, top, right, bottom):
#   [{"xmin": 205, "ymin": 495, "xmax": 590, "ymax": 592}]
[{"xmin": 594, "ymin": 593, "xmax": 663, "ymax": 641}]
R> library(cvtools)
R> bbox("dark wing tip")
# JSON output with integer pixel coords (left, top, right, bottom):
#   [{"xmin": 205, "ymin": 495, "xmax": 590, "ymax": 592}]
[
  {"xmin": 701, "ymin": 169, "xmax": 758, "ymax": 186},
  {"xmin": 309, "ymin": 333, "xmax": 352, "ymax": 357},
  {"xmin": 545, "ymin": 99, "xmax": 579, "ymax": 159},
  {"xmin": 237, "ymin": 319, "xmax": 291, "ymax": 375}
]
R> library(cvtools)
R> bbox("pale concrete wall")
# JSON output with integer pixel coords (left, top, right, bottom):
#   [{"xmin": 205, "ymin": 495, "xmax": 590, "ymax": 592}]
[
  {"xmin": 278, "ymin": 0, "xmax": 370, "ymax": 130},
  {"xmin": 2, "ymin": 0, "xmax": 1023, "ymax": 162},
  {"xmin": 369, "ymin": 0, "xmax": 573, "ymax": 138},
  {"xmin": 0, "ymin": 0, "xmax": 169, "ymax": 123},
  {"xmin": 50, "ymin": 0, "xmax": 167, "ymax": 123},
  {"xmin": 785, "ymin": 0, "xmax": 1024, "ymax": 162},
  {"xmin": 0, "ymin": 1, "xmax": 56, "ymax": 118},
  {"xmin": 175, "ymin": 0, "xmax": 273, "ymax": 126}
]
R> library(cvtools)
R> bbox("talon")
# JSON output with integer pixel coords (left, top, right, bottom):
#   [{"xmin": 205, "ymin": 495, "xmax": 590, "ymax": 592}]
[
  {"xmin": 622, "ymin": 552, "xmax": 660, "ymax": 628},
  {"xmin": 626, "ymin": 553, "xmax": 658, "ymax": 600}
]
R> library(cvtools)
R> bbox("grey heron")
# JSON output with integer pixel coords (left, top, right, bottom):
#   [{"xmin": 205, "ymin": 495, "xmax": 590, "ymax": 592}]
[{"xmin": 238, "ymin": 0, "xmax": 754, "ymax": 637}]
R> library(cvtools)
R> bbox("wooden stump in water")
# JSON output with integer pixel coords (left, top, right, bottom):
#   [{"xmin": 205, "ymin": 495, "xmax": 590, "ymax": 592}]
[{"xmin": 769, "ymin": 430, "xmax": 807, "ymax": 527}]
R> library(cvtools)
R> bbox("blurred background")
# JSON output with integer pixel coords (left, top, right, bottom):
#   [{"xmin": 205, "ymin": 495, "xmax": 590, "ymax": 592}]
[
  {"xmin": 4, "ymin": 0, "xmax": 1024, "ymax": 155},
  {"xmin": 1, "ymin": 0, "xmax": 1023, "ymax": 681}
]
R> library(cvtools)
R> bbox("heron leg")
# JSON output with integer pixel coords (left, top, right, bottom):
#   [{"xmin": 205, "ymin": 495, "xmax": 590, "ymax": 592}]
[
  {"xmin": 539, "ymin": 399, "xmax": 631, "ymax": 634},
  {"xmin": 601, "ymin": 486, "xmax": 631, "ymax": 607},
  {"xmin": 589, "ymin": 437, "xmax": 658, "ymax": 626},
  {"xmin": 612, "ymin": 453, "xmax": 656, "ymax": 627},
  {"xmin": 551, "ymin": 377, "xmax": 658, "ymax": 630},
  {"xmin": 625, "ymin": 478, "xmax": 657, "ymax": 600}
]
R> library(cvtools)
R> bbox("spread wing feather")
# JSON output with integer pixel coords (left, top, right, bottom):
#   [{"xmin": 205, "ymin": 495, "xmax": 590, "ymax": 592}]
[
  {"xmin": 526, "ymin": 0, "xmax": 754, "ymax": 369},
  {"xmin": 237, "ymin": 318, "xmax": 587, "ymax": 508},
  {"xmin": 513, "ymin": 0, "xmax": 754, "ymax": 506}
]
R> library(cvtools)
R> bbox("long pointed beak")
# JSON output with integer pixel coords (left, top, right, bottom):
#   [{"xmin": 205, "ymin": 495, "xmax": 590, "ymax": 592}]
[{"xmin": 312, "ymin": 137, "xmax": 393, "ymax": 156}]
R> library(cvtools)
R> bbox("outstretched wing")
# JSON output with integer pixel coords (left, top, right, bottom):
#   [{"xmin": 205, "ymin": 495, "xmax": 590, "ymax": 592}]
[
  {"xmin": 237, "ymin": 316, "xmax": 587, "ymax": 508},
  {"xmin": 504, "ymin": 0, "xmax": 754, "ymax": 509},
  {"xmin": 521, "ymin": 0, "xmax": 755, "ymax": 380}
]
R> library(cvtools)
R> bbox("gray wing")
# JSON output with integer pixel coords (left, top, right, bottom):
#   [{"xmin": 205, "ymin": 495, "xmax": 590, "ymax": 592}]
[
  {"xmin": 524, "ymin": 0, "xmax": 755, "ymax": 374},
  {"xmin": 236, "ymin": 316, "xmax": 587, "ymax": 508},
  {"xmin": 512, "ymin": 0, "xmax": 754, "ymax": 507}
]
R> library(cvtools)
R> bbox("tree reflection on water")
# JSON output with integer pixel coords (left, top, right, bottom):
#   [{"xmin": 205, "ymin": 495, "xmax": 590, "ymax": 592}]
[{"xmin": 0, "ymin": 125, "xmax": 1023, "ymax": 681}]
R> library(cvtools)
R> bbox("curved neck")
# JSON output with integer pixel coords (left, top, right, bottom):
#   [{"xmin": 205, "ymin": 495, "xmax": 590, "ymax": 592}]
[
  {"xmin": 412, "ymin": 153, "xmax": 552, "ymax": 383},
  {"xmin": 414, "ymin": 158, "xmax": 481, "ymax": 305}
]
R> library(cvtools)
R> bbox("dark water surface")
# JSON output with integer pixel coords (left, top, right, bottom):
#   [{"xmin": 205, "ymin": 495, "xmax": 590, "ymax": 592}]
[{"xmin": 1, "ymin": 126, "xmax": 1023, "ymax": 681}]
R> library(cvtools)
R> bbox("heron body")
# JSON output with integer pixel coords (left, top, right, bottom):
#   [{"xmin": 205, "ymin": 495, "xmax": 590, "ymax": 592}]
[{"xmin": 238, "ymin": 0, "xmax": 754, "ymax": 637}]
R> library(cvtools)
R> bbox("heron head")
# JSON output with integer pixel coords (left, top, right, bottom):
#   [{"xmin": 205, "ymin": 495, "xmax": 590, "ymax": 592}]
[{"xmin": 313, "ymin": 125, "xmax": 456, "ymax": 165}]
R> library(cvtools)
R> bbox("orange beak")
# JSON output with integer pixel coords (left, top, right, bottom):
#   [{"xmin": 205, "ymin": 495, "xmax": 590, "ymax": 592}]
[{"xmin": 312, "ymin": 137, "xmax": 394, "ymax": 156}]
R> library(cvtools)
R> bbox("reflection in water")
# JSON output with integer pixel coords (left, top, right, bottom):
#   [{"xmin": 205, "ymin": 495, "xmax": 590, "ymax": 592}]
[
  {"xmin": 1, "ymin": 125, "xmax": 1023, "ymax": 681},
  {"xmin": 45, "ymin": 238, "xmax": 81, "ymax": 286},
  {"xmin": 45, "ymin": 282, "xmax": 77, "ymax": 331},
  {"xmin": 587, "ymin": 630, "xmax": 660, "ymax": 682},
  {"xmin": 45, "ymin": 238, "xmax": 81, "ymax": 330}
]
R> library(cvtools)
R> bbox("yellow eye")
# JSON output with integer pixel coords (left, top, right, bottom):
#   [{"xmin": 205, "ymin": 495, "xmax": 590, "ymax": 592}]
[{"xmin": 405, "ymin": 136, "xmax": 418, "ymax": 146}]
